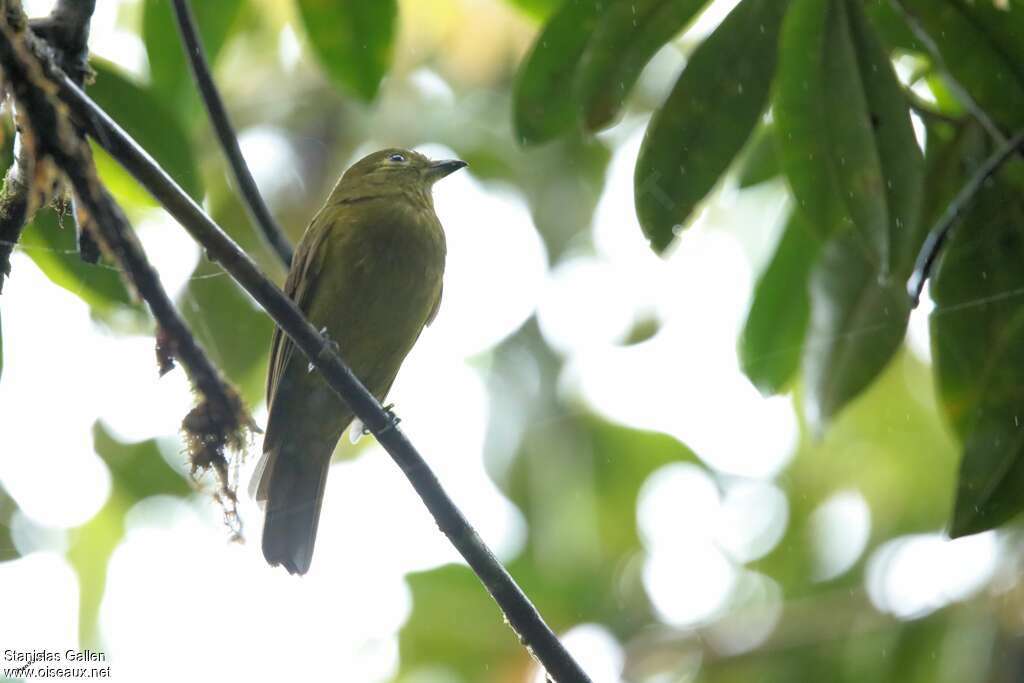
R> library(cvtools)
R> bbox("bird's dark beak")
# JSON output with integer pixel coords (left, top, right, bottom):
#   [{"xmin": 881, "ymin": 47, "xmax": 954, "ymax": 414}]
[{"xmin": 426, "ymin": 159, "xmax": 467, "ymax": 182}]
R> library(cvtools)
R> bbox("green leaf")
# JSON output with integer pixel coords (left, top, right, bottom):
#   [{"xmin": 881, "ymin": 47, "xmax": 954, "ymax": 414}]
[
  {"xmin": 504, "ymin": 0, "xmax": 565, "ymax": 21},
  {"xmin": 953, "ymin": 0, "xmax": 1024, "ymax": 76},
  {"xmin": 181, "ymin": 258, "xmax": 273, "ymax": 406},
  {"xmin": 513, "ymin": 0, "xmax": 612, "ymax": 145},
  {"xmin": 574, "ymin": 0, "xmax": 709, "ymax": 131},
  {"xmin": 737, "ymin": 122, "xmax": 781, "ymax": 188},
  {"xmin": 777, "ymin": 0, "xmax": 921, "ymax": 273},
  {"xmin": 401, "ymin": 565, "xmax": 525, "ymax": 682},
  {"xmin": 20, "ymin": 208, "xmax": 137, "ymax": 317},
  {"xmin": 739, "ymin": 212, "xmax": 820, "ymax": 396},
  {"xmin": 296, "ymin": 0, "xmax": 397, "ymax": 101},
  {"xmin": 165, "ymin": 179, "xmax": 275, "ymax": 406},
  {"xmin": 802, "ymin": 229, "xmax": 911, "ymax": 429},
  {"xmin": 775, "ymin": 0, "xmax": 845, "ymax": 238},
  {"xmin": 634, "ymin": 0, "xmax": 789, "ymax": 252},
  {"xmin": 68, "ymin": 502, "xmax": 122, "ymax": 647},
  {"xmin": 92, "ymin": 421, "xmax": 191, "ymax": 501},
  {"xmin": 863, "ymin": 0, "xmax": 923, "ymax": 53},
  {"xmin": 845, "ymin": 0, "xmax": 924, "ymax": 272},
  {"xmin": 142, "ymin": 0, "xmax": 244, "ymax": 109},
  {"xmin": 901, "ymin": 0, "xmax": 1024, "ymax": 131},
  {"xmin": 919, "ymin": 122, "xmax": 990, "ymax": 247},
  {"xmin": 929, "ymin": 148, "xmax": 1024, "ymax": 536},
  {"xmin": 89, "ymin": 59, "xmax": 203, "ymax": 201}
]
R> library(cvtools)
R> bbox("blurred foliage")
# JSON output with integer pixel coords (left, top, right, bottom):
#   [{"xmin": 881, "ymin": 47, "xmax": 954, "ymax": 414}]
[
  {"xmin": 295, "ymin": 0, "xmax": 397, "ymax": 101},
  {"xmin": 930, "ymin": 130, "xmax": 1024, "ymax": 537},
  {"xmin": 740, "ymin": 211, "xmax": 818, "ymax": 396},
  {"xmin": 635, "ymin": 0, "xmax": 785, "ymax": 250},
  {"xmin": 90, "ymin": 59, "xmax": 204, "ymax": 202},
  {"xmin": 21, "ymin": 208, "xmax": 140, "ymax": 320},
  {"xmin": 69, "ymin": 423, "xmax": 192, "ymax": 646},
  {"xmin": 142, "ymin": 0, "xmax": 244, "ymax": 113},
  {"xmin": 735, "ymin": 122, "xmax": 781, "ymax": 189},
  {"xmin": 402, "ymin": 416, "xmax": 698, "ymax": 681},
  {"xmin": 516, "ymin": 0, "xmax": 1024, "ymax": 537},
  {"xmin": 3, "ymin": 0, "xmax": 1024, "ymax": 682}
]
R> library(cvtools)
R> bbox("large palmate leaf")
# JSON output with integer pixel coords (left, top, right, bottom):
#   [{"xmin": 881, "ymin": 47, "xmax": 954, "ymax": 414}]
[
  {"xmin": 900, "ymin": 0, "xmax": 1024, "ymax": 132},
  {"xmin": 778, "ymin": 0, "xmax": 923, "ymax": 425},
  {"xmin": 845, "ymin": 0, "xmax": 923, "ymax": 271},
  {"xmin": 739, "ymin": 212, "xmax": 820, "ymax": 396},
  {"xmin": 802, "ymin": 230, "xmax": 911, "ymax": 428},
  {"xmin": 89, "ymin": 59, "xmax": 204, "ymax": 202},
  {"xmin": 930, "ymin": 147, "xmax": 1024, "ymax": 537},
  {"xmin": 737, "ymin": 122, "xmax": 782, "ymax": 188},
  {"xmin": 776, "ymin": 0, "xmax": 921, "ymax": 273},
  {"xmin": 573, "ymin": 0, "xmax": 709, "ymax": 131},
  {"xmin": 513, "ymin": 0, "xmax": 613, "ymax": 145},
  {"xmin": 295, "ymin": 0, "xmax": 397, "ymax": 101},
  {"xmin": 634, "ymin": 0, "xmax": 788, "ymax": 251}
]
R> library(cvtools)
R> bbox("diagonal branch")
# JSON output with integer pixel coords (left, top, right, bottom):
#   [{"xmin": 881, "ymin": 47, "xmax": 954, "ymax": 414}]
[
  {"xmin": 907, "ymin": 129, "xmax": 1024, "ymax": 305},
  {"xmin": 0, "ymin": 14, "xmax": 252, "ymax": 514},
  {"xmin": 170, "ymin": 0, "xmax": 294, "ymax": 268},
  {"xmin": 6, "ymin": 15, "xmax": 591, "ymax": 683}
]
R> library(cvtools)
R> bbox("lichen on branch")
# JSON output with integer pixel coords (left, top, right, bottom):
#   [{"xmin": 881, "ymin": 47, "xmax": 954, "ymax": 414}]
[{"xmin": 0, "ymin": 8, "xmax": 253, "ymax": 524}]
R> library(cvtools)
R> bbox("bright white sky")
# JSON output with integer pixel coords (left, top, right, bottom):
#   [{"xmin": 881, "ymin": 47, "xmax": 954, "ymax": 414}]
[{"xmin": 0, "ymin": 1, "xmax": 1002, "ymax": 681}]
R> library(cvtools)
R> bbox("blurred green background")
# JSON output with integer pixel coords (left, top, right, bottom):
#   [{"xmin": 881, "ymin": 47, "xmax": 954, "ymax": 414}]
[{"xmin": 2, "ymin": 1, "xmax": 1024, "ymax": 682}]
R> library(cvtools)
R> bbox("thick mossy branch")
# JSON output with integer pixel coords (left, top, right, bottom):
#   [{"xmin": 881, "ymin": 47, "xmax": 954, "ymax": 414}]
[
  {"xmin": 0, "ymin": 0, "xmax": 97, "ymax": 289},
  {"xmin": 0, "ymin": 140, "xmax": 32, "ymax": 291},
  {"xmin": 0, "ymin": 12, "xmax": 252, "ymax": 508},
  {"xmin": 27, "ymin": 0, "xmax": 96, "ymax": 84}
]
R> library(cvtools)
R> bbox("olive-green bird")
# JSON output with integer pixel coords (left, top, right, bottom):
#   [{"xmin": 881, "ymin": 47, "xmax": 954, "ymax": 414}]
[{"xmin": 251, "ymin": 148, "xmax": 465, "ymax": 575}]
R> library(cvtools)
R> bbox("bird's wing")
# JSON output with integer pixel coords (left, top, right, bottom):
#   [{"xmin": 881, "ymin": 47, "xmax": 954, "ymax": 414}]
[
  {"xmin": 425, "ymin": 282, "xmax": 443, "ymax": 326},
  {"xmin": 257, "ymin": 211, "xmax": 332, "ymax": 503},
  {"xmin": 265, "ymin": 210, "xmax": 332, "ymax": 407}
]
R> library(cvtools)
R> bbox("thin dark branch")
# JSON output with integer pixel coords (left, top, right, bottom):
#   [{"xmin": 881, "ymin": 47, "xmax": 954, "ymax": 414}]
[
  {"xmin": 907, "ymin": 129, "xmax": 1024, "ymax": 305},
  {"xmin": 13, "ymin": 23, "xmax": 592, "ymax": 683},
  {"xmin": 170, "ymin": 0, "xmax": 294, "ymax": 268},
  {"xmin": 0, "ymin": 15, "xmax": 251, "ymax": 510}
]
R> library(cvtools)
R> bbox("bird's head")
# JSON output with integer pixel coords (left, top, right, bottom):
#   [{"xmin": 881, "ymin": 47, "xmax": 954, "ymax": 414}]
[{"xmin": 340, "ymin": 148, "xmax": 467, "ymax": 192}]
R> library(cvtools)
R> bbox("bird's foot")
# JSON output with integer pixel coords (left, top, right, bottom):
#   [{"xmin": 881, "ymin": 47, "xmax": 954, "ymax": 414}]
[
  {"xmin": 310, "ymin": 326, "xmax": 341, "ymax": 372},
  {"xmin": 349, "ymin": 405, "xmax": 401, "ymax": 443},
  {"xmin": 378, "ymin": 403, "xmax": 402, "ymax": 434}
]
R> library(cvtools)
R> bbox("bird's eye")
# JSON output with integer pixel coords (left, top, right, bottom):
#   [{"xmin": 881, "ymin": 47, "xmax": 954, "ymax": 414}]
[{"xmin": 388, "ymin": 153, "xmax": 407, "ymax": 163}]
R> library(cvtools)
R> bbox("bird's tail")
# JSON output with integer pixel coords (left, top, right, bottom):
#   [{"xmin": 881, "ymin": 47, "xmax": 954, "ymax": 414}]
[{"xmin": 253, "ymin": 444, "xmax": 331, "ymax": 575}]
